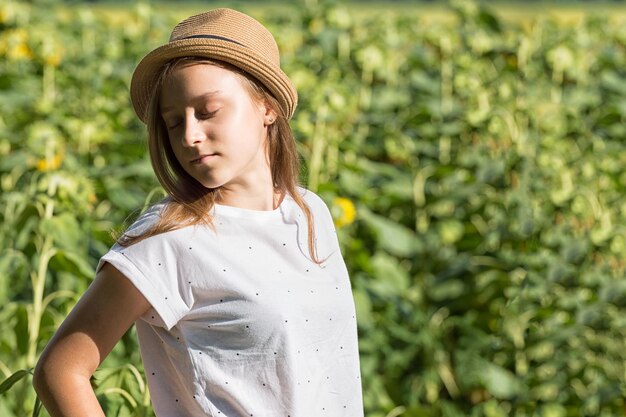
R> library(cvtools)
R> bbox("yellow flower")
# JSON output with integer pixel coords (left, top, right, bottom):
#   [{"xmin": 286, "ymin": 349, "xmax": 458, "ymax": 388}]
[
  {"xmin": 42, "ymin": 39, "xmax": 64, "ymax": 67},
  {"xmin": 8, "ymin": 42, "xmax": 32, "ymax": 60},
  {"xmin": 36, "ymin": 154, "xmax": 62, "ymax": 171},
  {"xmin": 333, "ymin": 197, "xmax": 356, "ymax": 228},
  {"xmin": 3, "ymin": 29, "xmax": 32, "ymax": 61},
  {"xmin": 44, "ymin": 52, "xmax": 62, "ymax": 67}
]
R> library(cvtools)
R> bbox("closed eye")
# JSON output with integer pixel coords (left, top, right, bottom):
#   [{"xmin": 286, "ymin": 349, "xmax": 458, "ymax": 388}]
[
  {"xmin": 165, "ymin": 119, "xmax": 182, "ymax": 130},
  {"xmin": 163, "ymin": 109, "xmax": 218, "ymax": 129},
  {"xmin": 198, "ymin": 109, "xmax": 218, "ymax": 119}
]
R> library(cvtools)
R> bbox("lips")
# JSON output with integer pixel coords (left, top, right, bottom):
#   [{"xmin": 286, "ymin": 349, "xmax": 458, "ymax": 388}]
[{"xmin": 190, "ymin": 153, "xmax": 218, "ymax": 164}]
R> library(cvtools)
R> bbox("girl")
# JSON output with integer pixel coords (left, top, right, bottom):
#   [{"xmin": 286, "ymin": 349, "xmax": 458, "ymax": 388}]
[{"xmin": 33, "ymin": 8, "xmax": 364, "ymax": 417}]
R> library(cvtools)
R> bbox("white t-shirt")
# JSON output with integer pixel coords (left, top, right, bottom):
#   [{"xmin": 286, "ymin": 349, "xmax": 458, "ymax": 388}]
[{"xmin": 97, "ymin": 187, "xmax": 364, "ymax": 417}]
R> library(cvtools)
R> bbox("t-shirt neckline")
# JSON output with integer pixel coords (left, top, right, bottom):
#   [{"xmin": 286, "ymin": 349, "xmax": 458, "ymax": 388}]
[{"xmin": 212, "ymin": 193, "xmax": 293, "ymax": 220}]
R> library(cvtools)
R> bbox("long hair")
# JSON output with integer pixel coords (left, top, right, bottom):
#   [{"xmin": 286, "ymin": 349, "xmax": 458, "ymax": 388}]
[{"xmin": 116, "ymin": 56, "xmax": 324, "ymax": 264}]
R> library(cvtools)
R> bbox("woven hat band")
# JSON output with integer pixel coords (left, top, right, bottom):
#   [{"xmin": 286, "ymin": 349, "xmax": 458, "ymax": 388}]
[{"xmin": 181, "ymin": 35, "xmax": 244, "ymax": 47}]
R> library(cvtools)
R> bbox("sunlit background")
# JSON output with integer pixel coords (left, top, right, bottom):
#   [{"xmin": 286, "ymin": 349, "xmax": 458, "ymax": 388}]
[{"xmin": 2, "ymin": 0, "xmax": 626, "ymax": 416}]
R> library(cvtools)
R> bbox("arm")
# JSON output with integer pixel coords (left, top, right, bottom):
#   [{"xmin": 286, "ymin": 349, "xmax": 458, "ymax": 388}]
[{"xmin": 33, "ymin": 262, "xmax": 151, "ymax": 417}]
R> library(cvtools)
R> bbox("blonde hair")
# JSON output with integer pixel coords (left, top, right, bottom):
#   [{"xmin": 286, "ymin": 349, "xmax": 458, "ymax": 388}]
[{"xmin": 116, "ymin": 57, "xmax": 324, "ymax": 264}]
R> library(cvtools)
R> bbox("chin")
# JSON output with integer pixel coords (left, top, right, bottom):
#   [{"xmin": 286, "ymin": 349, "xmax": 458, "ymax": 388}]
[{"xmin": 195, "ymin": 176, "xmax": 230, "ymax": 190}]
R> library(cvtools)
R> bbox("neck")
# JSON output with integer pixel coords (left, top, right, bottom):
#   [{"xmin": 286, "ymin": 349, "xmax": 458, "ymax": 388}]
[{"xmin": 216, "ymin": 184, "xmax": 283, "ymax": 211}]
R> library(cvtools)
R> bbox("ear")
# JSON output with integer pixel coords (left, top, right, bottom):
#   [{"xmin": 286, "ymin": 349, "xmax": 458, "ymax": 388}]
[{"xmin": 260, "ymin": 101, "xmax": 278, "ymax": 126}]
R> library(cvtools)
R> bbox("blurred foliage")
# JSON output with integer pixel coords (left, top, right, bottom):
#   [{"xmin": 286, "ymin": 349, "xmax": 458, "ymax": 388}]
[{"xmin": 2, "ymin": 0, "xmax": 626, "ymax": 416}]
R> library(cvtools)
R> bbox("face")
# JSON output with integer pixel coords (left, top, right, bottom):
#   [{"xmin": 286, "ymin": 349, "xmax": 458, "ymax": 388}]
[{"xmin": 159, "ymin": 62, "xmax": 276, "ymax": 195}]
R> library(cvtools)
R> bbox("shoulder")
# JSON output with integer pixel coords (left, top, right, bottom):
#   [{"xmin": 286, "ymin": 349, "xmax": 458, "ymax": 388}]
[
  {"xmin": 295, "ymin": 186, "xmax": 330, "ymax": 214},
  {"xmin": 122, "ymin": 198, "xmax": 169, "ymax": 237},
  {"xmin": 293, "ymin": 186, "xmax": 336, "ymax": 229}
]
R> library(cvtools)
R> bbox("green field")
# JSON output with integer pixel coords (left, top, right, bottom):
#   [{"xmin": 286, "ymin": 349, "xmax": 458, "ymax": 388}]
[
  {"xmin": 3, "ymin": 0, "xmax": 626, "ymax": 416},
  {"xmin": 77, "ymin": 0, "xmax": 626, "ymax": 21}
]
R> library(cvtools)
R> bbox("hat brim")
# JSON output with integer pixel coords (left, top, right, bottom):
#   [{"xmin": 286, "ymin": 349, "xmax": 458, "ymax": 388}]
[{"xmin": 130, "ymin": 38, "xmax": 298, "ymax": 123}]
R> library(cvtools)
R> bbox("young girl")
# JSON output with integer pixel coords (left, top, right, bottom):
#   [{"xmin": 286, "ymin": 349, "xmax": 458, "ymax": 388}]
[{"xmin": 33, "ymin": 8, "xmax": 364, "ymax": 417}]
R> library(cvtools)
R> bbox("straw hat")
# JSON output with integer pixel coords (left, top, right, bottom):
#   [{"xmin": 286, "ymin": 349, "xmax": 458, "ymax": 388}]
[{"xmin": 130, "ymin": 8, "xmax": 298, "ymax": 123}]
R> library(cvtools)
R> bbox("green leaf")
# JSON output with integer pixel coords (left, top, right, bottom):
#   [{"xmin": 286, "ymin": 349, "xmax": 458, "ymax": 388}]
[
  {"xmin": 438, "ymin": 220, "xmax": 465, "ymax": 245},
  {"xmin": 541, "ymin": 403, "xmax": 566, "ymax": 417},
  {"xmin": 482, "ymin": 362, "xmax": 522, "ymax": 399},
  {"xmin": 368, "ymin": 252, "xmax": 410, "ymax": 298},
  {"xmin": 360, "ymin": 208, "xmax": 419, "ymax": 257},
  {"xmin": 0, "ymin": 151, "xmax": 28, "ymax": 171},
  {"xmin": 32, "ymin": 397, "xmax": 43, "ymax": 417},
  {"xmin": 0, "ymin": 369, "xmax": 32, "ymax": 394},
  {"xmin": 428, "ymin": 278, "xmax": 465, "ymax": 302},
  {"xmin": 338, "ymin": 170, "xmax": 368, "ymax": 195},
  {"xmin": 478, "ymin": 10, "xmax": 501, "ymax": 32},
  {"xmin": 16, "ymin": 304, "xmax": 29, "ymax": 355},
  {"xmin": 39, "ymin": 213, "xmax": 83, "ymax": 252},
  {"xmin": 352, "ymin": 281, "xmax": 374, "ymax": 329},
  {"xmin": 51, "ymin": 250, "xmax": 95, "ymax": 280}
]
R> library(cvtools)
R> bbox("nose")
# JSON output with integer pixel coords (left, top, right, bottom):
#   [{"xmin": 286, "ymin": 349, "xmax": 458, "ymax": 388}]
[{"xmin": 182, "ymin": 115, "xmax": 205, "ymax": 147}]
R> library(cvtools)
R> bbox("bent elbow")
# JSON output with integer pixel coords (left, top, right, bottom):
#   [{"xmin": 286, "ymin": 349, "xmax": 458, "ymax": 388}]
[
  {"xmin": 32, "ymin": 349, "xmax": 63, "ymax": 398},
  {"xmin": 32, "ymin": 355, "xmax": 50, "ymax": 396}
]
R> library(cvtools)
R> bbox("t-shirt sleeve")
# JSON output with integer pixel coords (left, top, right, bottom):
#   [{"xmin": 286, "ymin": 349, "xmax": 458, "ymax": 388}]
[{"xmin": 96, "ymin": 203, "xmax": 191, "ymax": 330}]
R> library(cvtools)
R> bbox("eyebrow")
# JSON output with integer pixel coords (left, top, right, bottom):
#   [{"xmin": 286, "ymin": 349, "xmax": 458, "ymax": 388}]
[{"xmin": 160, "ymin": 90, "xmax": 222, "ymax": 114}]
